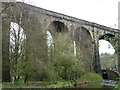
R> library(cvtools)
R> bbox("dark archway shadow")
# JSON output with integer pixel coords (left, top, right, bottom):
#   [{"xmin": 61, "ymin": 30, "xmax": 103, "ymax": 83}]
[
  {"xmin": 74, "ymin": 26, "xmax": 93, "ymax": 72},
  {"xmin": 102, "ymin": 69, "xmax": 119, "ymax": 80},
  {"xmin": 47, "ymin": 21, "xmax": 68, "ymax": 38}
]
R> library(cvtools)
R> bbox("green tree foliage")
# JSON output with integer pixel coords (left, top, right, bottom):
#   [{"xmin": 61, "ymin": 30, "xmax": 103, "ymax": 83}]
[
  {"xmin": 9, "ymin": 24, "xmax": 84, "ymax": 83},
  {"xmin": 100, "ymin": 53, "xmax": 117, "ymax": 69},
  {"xmin": 80, "ymin": 72, "xmax": 103, "ymax": 82},
  {"xmin": 103, "ymin": 35, "xmax": 120, "ymax": 71},
  {"xmin": 45, "ymin": 34, "xmax": 84, "ymax": 81},
  {"xmin": 23, "ymin": 30, "xmax": 48, "ymax": 82},
  {"xmin": 104, "ymin": 35, "xmax": 120, "ymax": 52},
  {"xmin": 9, "ymin": 21, "xmax": 48, "ymax": 83}
]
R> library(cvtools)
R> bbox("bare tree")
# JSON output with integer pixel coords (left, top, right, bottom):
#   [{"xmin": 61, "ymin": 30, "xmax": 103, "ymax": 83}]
[{"xmin": 9, "ymin": 21, "xmax": 26, "ymax": 82}]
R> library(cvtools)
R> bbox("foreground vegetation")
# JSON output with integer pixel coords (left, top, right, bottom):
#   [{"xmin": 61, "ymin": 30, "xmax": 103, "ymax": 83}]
[
  {"xmin": 5, "ymin": 24, "xmax": 119, "ymax": 88},
  {"xmin": 115, "ymin": 82, "xmax": 120, "ymax": 88},
  {"xmin": 114, "ymin": 78, "xmax": 120, "ymax": 89},
  {"xmin": 8, "ymin": 30, "xmax": 86, "ymax": 86},
  {"xmin": 3, "ymin": 73, "xmax": 103, "ymax": 88},
  {"xmin": 5, "ymin": 20, "xmax": 110, "ymax": 88},
  {"xmin": 100, "ymin": 53, "xmax": 117, "ymax": 69}
]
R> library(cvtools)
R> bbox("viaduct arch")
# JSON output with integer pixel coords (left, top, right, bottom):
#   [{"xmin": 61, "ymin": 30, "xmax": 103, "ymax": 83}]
[{"xmin": 2, "ymin": 2, "xmax": 120, "ymax": 82}]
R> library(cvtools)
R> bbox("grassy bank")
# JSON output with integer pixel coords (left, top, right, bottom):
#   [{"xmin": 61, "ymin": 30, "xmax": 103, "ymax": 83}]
[
  {"xmin": 2, "ymin": 73, "xmax": 103, "ymax": 88},
  {"xmin": 114, "ymin": 81, "xmax": 120, "ymax": 88}
]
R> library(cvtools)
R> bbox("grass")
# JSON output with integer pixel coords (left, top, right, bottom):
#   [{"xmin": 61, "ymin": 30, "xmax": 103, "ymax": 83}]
[
  {"xmin": 115, "ymin": 83, "xmax": 120, "ymax": 88},
  {"xmin": 114, "ymin": 78, "xmax": 120, "ymax": 89},
  {"xmin": 79, "ymin": 72, "xmax": 103, "ymax": 82},
  {"xmin": 74, "ymin": 73, "xmax": 103, "ymax": 88},
  {"xmin": 46, "ymin": 81, "xmax": 74, "ymax": 88},
  {"xmin": 3, "ymin": 82, "xmax": 27, "ymax": 88},
  {"xmin": 2, "ymin": 73, "xmax": 103, "ymax": 88},
  {"xmin": 2, "ymin": 80, "xmax": 103, "ymax": 88},
  {"xmin": 2, "ymin": 81, "xmax": 73, "ymax": 88}
]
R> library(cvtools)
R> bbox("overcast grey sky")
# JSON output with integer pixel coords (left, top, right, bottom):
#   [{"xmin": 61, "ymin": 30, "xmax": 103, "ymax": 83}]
[{"xmin": 17, "ymin": 0, "xmax": 120, "ymax": 54}]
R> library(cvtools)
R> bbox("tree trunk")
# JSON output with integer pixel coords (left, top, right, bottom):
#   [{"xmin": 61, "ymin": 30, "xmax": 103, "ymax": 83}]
[
  {"xmin": 24, "ymin": 74, "xmax": 28, "ymax": 84},
  {"xmin": 16, "ymin": 76, "xmax": 20, "ymax": 82}
]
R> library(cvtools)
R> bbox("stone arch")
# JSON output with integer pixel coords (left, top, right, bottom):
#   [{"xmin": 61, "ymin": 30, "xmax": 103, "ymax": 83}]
[
  {"xmin": 46, "ymin": 20, "xmax": 69, "ymax": 54},
  {"xmin": 47, "ymin": 20, "xmax": 69, "ymax": 37},
  {"xmin": 9, "ymin": 21, "xmax": 27, "ymax": 56},
  {"xmin": 99, "ymin": 33, "xmax": 116, "ymax": 53},
  {"xmin": 99, "ymin": 33, "xmax": 115, "ymax": 40},
  {"xmin": 74, "ymin": 26, "xmax": 92, "ymax": 45},
  {"xmin": 99, "ymin": 33, "xmax": 118, "ymax": 71},
  {"xmin": 81, "ymin": 25, "xmax": 94, "ymax": 40},
  {"xmin": 102, "ymin": 69, "xmax": 119, "ymax": 80},
  {"xmin": 9, "ymin": 22, "xmax": 26, "ymax": 44},
  {"xmin": 74, "ymin": 26, "xmax": 93, "ymax": 72},
  {"xmin": 99, "ymin": 33, "xmax": 116, "ymax": 52}
]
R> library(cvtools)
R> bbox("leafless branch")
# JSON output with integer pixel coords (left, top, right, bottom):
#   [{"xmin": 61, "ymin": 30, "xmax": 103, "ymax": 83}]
[{"xmin": 1, "ymin": 2, "xmax": 12, "ymax": 13}]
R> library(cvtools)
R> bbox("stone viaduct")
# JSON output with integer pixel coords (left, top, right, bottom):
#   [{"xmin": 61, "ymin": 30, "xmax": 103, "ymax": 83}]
[{"xmin": 2, "ymin": 2, "xmax": 120, "ymax": 82}]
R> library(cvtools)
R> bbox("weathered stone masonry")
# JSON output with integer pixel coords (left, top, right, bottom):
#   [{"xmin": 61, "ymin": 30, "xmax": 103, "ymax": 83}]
[{"xmin": 2, "ymin": 2, "xmax": 120, "ymax": 82}]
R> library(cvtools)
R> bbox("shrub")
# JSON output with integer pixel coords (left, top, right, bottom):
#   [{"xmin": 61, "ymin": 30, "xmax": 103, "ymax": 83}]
[
  {"xmin": 80, "ymin": 72, "xmax": 103, "ymax": 82},
  {"xmin": 48, "ymin": 34, "xmax": 84, "ymax": 81}
]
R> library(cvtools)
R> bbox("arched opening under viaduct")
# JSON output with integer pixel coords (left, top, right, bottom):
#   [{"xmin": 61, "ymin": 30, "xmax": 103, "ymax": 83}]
[
  {"xmin": 99, "ymin": 34, "xmax": 118, "ymax": 79},
  {"xmin": 74, "ymin": 27, "xmax": 93, "ymax": 72},
  {"xmin": 47, "ymin": 21, "xmax": 68, "ymax": 37},
  {"xmin": 47, "ymin": 21, "xmax": 69, "ymax": 52},
  {"xmin": 9, "ymin": 21, "xmax": 49, "ymax": 81},
  {"xmin": 10, "ymin": 22, "xmax": 26, "ymax": 51},
  {"xmin": 9, "ymin": 22, "xmax": 26, "ymax": 82},
  {"xmin": 102, "ymin": 69, "xmax": 119, "ymax": 80}
]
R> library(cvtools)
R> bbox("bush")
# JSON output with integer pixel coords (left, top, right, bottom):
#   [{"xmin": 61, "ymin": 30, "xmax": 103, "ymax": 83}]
[
  {"xmin": 44, "ymin": 65, "xmax": 59, "ymax": 82},
  {"xmin": 80, "ymin": 72, "xmax": 103, "ymax": 82},
  {"xmin": 47, "ymin": 34, "xmax": 84, "ymax": 81}
]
